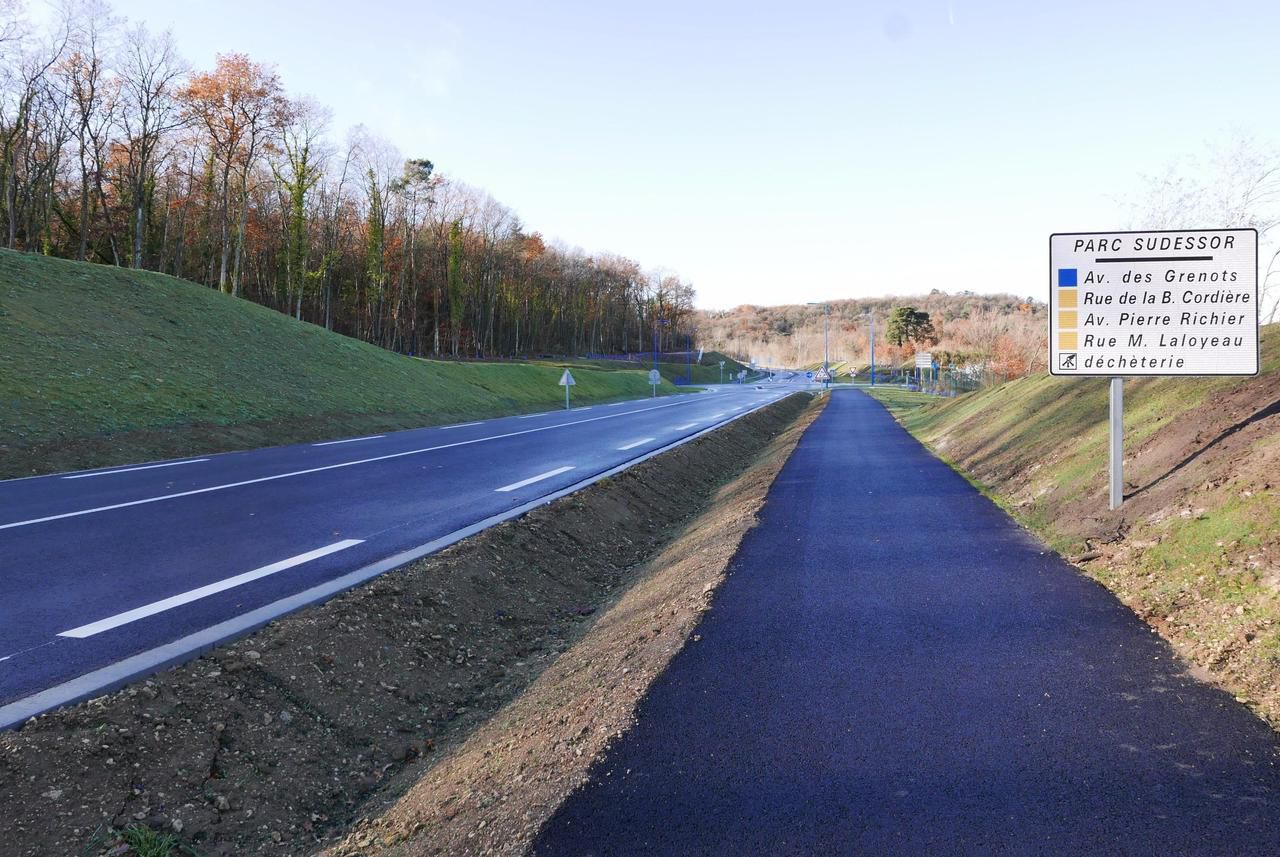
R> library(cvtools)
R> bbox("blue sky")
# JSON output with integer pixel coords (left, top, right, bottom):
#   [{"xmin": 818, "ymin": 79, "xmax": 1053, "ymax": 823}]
[{"xmin": 88, "ymin": 0, "xmax": 1280, "ymax": 308}]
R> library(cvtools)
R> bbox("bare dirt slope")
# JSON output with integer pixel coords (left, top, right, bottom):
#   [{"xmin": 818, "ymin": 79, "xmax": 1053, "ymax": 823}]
[{"xmin": 0, "ymin": 394, "xmax": 817, "ymax": 857}]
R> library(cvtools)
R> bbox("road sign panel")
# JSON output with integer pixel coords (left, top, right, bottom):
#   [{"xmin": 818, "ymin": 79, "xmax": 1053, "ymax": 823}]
[
  {"xmin": 559, "ymin": 369, "xmax": 576, "ymax": 386},
  {"xmin": 1049, "ymin": 229, "xmax": 1258, "ymax": 376},
  {"xmin": 805, "ymin": 371, "xmax": 814, "ymax": 380},
  {"xmin": 914, "ymin": 352, "xmax": 933, "ymax": 368},
  {"xmin": 648, "ymin": 369, "xmax": 661, "ymax": 385}
]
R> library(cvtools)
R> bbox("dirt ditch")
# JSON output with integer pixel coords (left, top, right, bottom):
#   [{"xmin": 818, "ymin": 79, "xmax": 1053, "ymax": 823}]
[{"xmin": 0, "ymin": 392, "xmax": 820, "ymax": 857}]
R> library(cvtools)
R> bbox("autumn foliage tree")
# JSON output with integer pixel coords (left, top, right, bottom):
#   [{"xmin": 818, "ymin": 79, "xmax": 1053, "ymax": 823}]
[{"xmin": 181, "ymin": 53, "xmax": 287, "ymax": 294}]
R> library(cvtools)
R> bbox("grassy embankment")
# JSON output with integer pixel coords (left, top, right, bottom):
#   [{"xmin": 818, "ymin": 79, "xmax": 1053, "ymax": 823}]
[
  {"xmin": 0, "ymin": 249, "xmax": 689, "ymax": 478},
  {"xmin": 561, "ymin": 354, "xmax": 747, "ymax": 385},
  {"xmin": 867, "ymin": 324, "xmax": 1280, "ymax": 723}
]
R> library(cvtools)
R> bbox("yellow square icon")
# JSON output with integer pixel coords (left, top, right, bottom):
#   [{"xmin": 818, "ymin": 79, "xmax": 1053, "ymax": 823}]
[
  {"xmin": 1059, "ymin": 310, "xmax": 1078, "ymax": 328},
  {"xmin": 1059, "ymin": 332, "xmax": 1078, "ymax": 350},
  {"xmin": 1059, "ymin": 288, "xmax": 1078, "ymax": 309}
]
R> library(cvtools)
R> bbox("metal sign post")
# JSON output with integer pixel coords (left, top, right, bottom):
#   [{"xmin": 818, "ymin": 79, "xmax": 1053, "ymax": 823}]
[
  {"xmin": 1109, "ymin": 377, "xmax": 1123, "ymax": 510},
  {"xmin": 869, "ymin": 314, "xmax": 877, "ymax": 387},
  {"xmin": 559, "ymin": 369, "xmax": 576, "ymax": 409}
]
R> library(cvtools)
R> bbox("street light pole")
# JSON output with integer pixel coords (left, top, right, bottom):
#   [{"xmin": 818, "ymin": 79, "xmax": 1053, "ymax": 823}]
[
  {"xmin": 822, "ymin": 304, "xmax": 830, "ymax": 389},
  {"xmin": 860, "ymin": 311, "xmax": 876, "ymax": 386},
  {"xmin": 687, "ymin": 333, "xmax": 692, "ymax": 384},
  {"xmin": 869, "ymin": 314, "xmax": 876, "ymax": 387},
  {"xmin": 807, "ymin": 301, "xmax": 830, "ymax": 389}
]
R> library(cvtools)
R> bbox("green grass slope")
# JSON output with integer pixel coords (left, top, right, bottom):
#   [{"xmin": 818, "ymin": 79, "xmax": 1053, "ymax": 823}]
[
  {"xmin": 550, "ymin": 352, "xmax": 746, "ymax": 385},
  {"xmin": 868, "ymin": 324, "xmax": 1280, "ymax": 726},
  {"xmin": 0, "ymin": 250, "xmax": 686, "ymax": 477}
]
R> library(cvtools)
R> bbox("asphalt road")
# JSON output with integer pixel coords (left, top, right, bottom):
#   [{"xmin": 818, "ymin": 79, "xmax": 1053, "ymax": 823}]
[
  {"xmin": 531, "ymin": 389, "xmax": 1280, "ymax": 856},
  {"xmin": 0, "ymin": 383, "xmax": 800, "ymax": 722}
]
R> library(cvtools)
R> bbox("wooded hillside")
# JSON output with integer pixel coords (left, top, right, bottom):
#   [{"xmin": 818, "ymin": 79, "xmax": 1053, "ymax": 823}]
[
  {"xmin": 699, "ymin": 291, "xmax": 1047, "ymax": 374},
  {"xmin": 0, "ymin": 3, "xmax": 696, "ymax": 360}
]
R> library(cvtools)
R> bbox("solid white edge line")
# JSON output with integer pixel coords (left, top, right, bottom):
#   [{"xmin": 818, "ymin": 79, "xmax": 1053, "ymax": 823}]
[
  {"xmin": 0, "ymin": 397, "xmax": 701, "ymax": 531},
  {"xmin": 495, "ymin": 465, "xmax": 575, "ymax": 493},
  {"xmin": 674, "ymin": 422, "xmax": 699, "ymax": 430},
  {"xmin": 618, "ymin": 438, "xmax": 655, "ymax": 451},
  {"xmin": 438, "ymin": 422, "xmax": 482, "ymax": 430},
  {"xmin": 312, "ymin": 435, "xmax": 385, "ymax": 447},
  {"xmin": 61, "ymin": 459, "xmax": 210, "ymax": 480},
  {"xmin": 0, "ymin": 392, "xmax": 795, "ymax": 730},
  {"xmin": 57, "ymin": 540, "xmax": 364, "ymax": 639}
]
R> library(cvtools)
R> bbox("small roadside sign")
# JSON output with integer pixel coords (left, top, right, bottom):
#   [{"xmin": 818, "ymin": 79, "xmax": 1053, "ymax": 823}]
[
  {"xmin": 805, "ymin": 371, "xmax": 814, "ymax": 380},
  {"xmin": 1049, "ymin": 229, "xmax": 1258, "ymax": 377},
  {"xmin": 648, "ymin": 368, "xmax": 661, "ymax": 397},
  {"xmin": 914, "ymin": 352, "xmax": 933, "ymax": 368},
  {"xmin": 559, "ymin": 369, "xmax": 575, "ymax": 409}
]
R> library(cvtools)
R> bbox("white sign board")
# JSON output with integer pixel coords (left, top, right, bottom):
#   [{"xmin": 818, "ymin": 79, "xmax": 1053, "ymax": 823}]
[
  {"xmin": 914, "ymin": 353, "xmax": 933, "ymax": 369},
  {"xmin": 1049, "ymin": 229, "xmax": 1258, "ymax": 376},
  {"xmin": 558, "ymin": 369, "xmax": 575, "ymax": 386},
  {"xmin": 648, "ymin": 369, "xmax": 661, "ymax": 385}
]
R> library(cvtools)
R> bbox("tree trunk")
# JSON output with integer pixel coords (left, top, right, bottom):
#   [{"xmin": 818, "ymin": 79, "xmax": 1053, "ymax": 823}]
[
  {"xmin": 217, "ymin": 161, "xmax": 233, "ymax": 293},
  {"xmin": 77, "ymin": 163, "xmax": 89, "ymax": 261}
]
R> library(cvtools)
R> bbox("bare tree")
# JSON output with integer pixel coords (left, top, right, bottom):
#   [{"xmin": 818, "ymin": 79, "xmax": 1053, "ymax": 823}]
[
  {"xmin": 58, "ymin": 0, "xmax": 119, "ymax": 261},
  {"xmin": 1127, "ymin": 138, "xmax": 1280, "ymax": 321},
  {"xmin": 1, "ymin": 6, "xmax": 69, "ymax": 249},
  {"xmin": 118, "ymin": 23, "xmax": 184, "ymax": 268},
  {"xmin": 270, "ymin": 96, "xmax": 330, "ymax": 318}
]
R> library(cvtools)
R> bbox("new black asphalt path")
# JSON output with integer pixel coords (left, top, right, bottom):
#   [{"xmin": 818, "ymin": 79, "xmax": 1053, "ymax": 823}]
[{"xmin": 531, "ymin": 389, "xmax": 1280, "ymax": 856}]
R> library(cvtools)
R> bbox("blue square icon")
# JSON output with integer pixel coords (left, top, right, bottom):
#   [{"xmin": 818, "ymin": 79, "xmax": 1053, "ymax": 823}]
[{"xmin": 1058, "ymin": 268, "xmax": 1078, "ymax": 287}]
